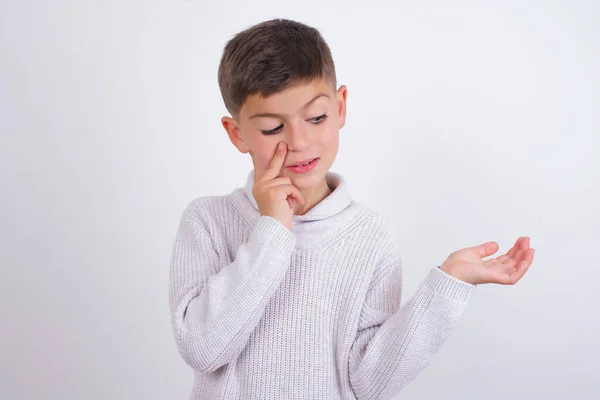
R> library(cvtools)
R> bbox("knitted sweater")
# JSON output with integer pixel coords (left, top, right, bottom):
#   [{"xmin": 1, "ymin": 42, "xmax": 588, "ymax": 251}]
[{"xmin": 168, "ymin": 169, "xmax": 475, "ymax": 400}]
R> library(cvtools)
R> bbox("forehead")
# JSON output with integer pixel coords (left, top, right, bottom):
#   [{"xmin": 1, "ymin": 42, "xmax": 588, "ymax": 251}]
[{"xmin": 240, "ymin": 78, "xmax": 335, "ymax": 120}]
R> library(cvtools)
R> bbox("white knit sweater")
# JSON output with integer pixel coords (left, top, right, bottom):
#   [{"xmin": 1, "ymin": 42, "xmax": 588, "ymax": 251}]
[{"xmin": 169, "ymin": 169, "xmax": 475, "ymax": 400}]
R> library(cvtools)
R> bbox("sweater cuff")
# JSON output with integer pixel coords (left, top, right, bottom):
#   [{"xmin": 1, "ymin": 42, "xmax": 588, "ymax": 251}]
[
  {"xmin": 422, "ymin": 266, "xmax": 475, "ymax": 303},
  {"xmin": 250, "ymin": 216, "xmax": 296, "ymax": 252}
]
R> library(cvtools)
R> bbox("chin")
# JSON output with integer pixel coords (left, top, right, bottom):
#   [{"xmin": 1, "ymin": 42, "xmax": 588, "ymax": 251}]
[{"xmin": 287, "ymin": 170, "xmax": 327, "ymax": 190}]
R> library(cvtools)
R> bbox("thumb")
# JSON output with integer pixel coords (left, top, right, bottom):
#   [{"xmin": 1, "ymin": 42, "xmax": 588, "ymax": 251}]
[{"xmin": 469, "ymin": 241, "xmax": 499, "ymax": 259}]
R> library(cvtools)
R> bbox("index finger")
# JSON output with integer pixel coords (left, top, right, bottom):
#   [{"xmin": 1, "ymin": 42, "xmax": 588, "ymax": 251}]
[{"xmin": 257, "ymin": 142, "xmax": 287, "ymax": 182}]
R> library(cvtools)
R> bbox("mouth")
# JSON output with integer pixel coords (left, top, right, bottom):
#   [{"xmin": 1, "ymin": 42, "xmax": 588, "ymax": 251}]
[
  {"xmin": 285, "ymin": 157, "xmax": 320, "ymax": 174},
  {"xmin": 287, "ymin": 158, "xmax": 318, "ymax": 168}
]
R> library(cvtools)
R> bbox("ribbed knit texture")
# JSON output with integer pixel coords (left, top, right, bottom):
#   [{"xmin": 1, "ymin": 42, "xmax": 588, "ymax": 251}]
[{"xmin": 169, "ymin": 169, "xmax": 476, "ymax": 400}]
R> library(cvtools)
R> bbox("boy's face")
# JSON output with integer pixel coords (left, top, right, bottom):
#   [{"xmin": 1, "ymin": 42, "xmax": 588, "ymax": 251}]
[{"xmin": 222, "ymin": 78, "xmax": 347, "ymax": 191}]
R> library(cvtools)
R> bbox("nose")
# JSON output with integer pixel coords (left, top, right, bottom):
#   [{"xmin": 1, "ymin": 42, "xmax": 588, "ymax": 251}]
[{"xmin": 285, "ymin": 123, "xmax": 311, "ymax": 152}]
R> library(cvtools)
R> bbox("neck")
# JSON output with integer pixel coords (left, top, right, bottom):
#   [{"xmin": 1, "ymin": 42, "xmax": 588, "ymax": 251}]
[{"xmin": 293, "ymin": 178, "xmax": 332, "ymax": 216}]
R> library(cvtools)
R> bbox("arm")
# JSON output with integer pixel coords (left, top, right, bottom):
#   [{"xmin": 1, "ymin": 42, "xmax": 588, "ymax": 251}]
[
  {"xmin": 169, "ymin": 209, "xmax": 295, "ymax": 373},
  {"xmin": 348, "ymin": 242, "xmax": 475, "ymax": 400}
]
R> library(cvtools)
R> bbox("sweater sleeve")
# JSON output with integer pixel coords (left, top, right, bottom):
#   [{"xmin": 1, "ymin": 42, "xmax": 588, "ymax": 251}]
[
  {"xmin": 348, "ymin": 242, "xmax": 475, "ymax": 400},
  {"xmin": 168, "ymin": 208, "xmax": 296, "ymax": 374}
]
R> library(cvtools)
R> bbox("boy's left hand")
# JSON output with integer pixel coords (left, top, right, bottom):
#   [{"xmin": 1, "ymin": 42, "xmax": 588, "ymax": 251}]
[{"xmin": 440, "ymin": 237, "xmax": 535, "ymax": 285}]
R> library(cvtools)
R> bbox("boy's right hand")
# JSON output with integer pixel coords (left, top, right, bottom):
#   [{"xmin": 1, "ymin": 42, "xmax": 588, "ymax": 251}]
[{"xmin": 252, "ymin": 142, "xmax": 305, "ymax": 231}]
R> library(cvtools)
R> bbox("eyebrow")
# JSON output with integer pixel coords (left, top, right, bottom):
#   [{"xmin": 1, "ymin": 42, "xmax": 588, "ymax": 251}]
[{"xmin": 248, "ymin": 93, "xmax": 330, "ymax": 120}]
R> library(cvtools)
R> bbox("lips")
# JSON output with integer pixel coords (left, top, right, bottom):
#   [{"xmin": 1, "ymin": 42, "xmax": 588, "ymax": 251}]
[{"xmin": 288, "ymin": 158, "xmax": 317, "ymax": 167}]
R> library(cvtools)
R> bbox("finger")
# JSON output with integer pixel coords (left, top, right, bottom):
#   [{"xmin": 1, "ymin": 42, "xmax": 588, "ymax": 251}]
[
  {"xmin": 502, "ymin": 247, "xmax": 524, "ymax": 269},
  {"xmin": 506, "ymin": 237, "xmax": 524, "ymax": 258},
  {"xmin": 261, "ymin": 176, "xmax": 292, "ymax": 188},
  {"xmin": 470, "ymin": 241, "xmax": 499, "ymax": 259},
  {"xmin": 484, "ymin": 257, "xmax": 502, "ymax": 265},
  {"xmin": 266, "ymin": 183, "xmax": 305, "ymax": 204},
  {"xmin": 277, "ymin": 184, "xmax": 305, "ymax": 205},
  {"xmin": 518, "ymin": 248, "xmax": 535, "ymax": 269},
  {"xmin": 486, "ymin": 248, "xmax": 517, "ymax": 264},
  {"xmin": 508, "ymin": 248, "xmax": 535, "ymax": 284},
  {"xmin": 494, "ymin": 237, "xmax": 526, "ymax": 264},
  {"xmin": 520, "ymin": 236, "xmax": 531, "ymax": 251},
  {"xmin": 260, "ymin": 142, "xmax": 287, "ymax": 182},
  {"xmin": 514, "ymin": 236, "xmax": 525, "ymax": 247},
  {"xmin": 492, "ymin": 254, "xmax": 510, "ymax": 264}
]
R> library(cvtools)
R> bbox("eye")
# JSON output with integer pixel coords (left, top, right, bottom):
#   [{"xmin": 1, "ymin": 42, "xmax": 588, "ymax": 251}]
[
  {"xmin": 261, "ymin": 124, "xmax": 283, "ymax": 135},
  {"xmin": 309, "ymin": 114, "xmax": 328, "ymax": 124}
]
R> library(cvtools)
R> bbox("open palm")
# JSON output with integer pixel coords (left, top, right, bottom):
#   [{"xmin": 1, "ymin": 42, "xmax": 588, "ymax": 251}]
[{"xmin": 440, "ymin": 236, "xmax": 535, "ymax": 285}]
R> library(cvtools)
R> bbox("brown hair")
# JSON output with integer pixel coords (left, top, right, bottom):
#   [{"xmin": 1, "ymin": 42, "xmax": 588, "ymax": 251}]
[{"xmin": 218, "ymin": 18, "xmax": 337, "ymax": 119}]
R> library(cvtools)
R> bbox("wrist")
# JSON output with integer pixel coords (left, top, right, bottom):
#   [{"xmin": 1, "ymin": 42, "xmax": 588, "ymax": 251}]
[{"xmin": 439, "ymin": 263, "xmax": 469, "ymax": 283}]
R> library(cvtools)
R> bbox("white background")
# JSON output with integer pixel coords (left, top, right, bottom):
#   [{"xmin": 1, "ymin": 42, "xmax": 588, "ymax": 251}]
[{"xmin": 1, "ymin": 1, "xmax": 599, "ymax": 399}]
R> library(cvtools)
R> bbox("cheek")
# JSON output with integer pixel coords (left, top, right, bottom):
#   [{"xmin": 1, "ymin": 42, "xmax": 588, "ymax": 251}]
[
  {"xmin": 257, "ymin": 153, "xmax": 273, "ymax": 166},
  {"xmin": 327, "ymin": 134, "xmax": 340, "ymax": 155},
  {"xmin": 319, "ymin": 120, "xmax": 340, "ymax": 147},
  {"xmin": 245, "ymin": 135, "xmax": 267, "ymax": 157},
  {"xmin": 250, "ymin": 143, "xmax": 277, "ymax": 166}
]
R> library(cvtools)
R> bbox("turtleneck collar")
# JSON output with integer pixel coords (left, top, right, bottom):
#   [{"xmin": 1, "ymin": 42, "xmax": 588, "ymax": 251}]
[
  {"xmin": 242, "ymin": 169, "xmax": 352, "ymax": 223},
  {"xmin": 227, "ymin": 169, "xmax": 367, "ymax": 248}
]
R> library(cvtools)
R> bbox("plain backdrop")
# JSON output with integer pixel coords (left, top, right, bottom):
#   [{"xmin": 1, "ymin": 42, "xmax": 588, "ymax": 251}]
[{"xmin": 1, "ymin": 1, "xmax": 599, "ymax": 399}]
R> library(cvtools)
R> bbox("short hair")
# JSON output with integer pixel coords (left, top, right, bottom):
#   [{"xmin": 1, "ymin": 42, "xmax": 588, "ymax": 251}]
[{"xmin": 218, "ymin": 18, "xmax": 337, "ymax": 119}]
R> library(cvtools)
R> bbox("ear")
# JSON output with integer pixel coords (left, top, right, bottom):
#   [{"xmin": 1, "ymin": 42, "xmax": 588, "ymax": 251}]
[
  {"xmin": 221, "ymin": 116, "xmax": 250, "ymax": 154},
  {"xmin": 336, "ymin": 85, "xmax": 348, "ymax": 129}
]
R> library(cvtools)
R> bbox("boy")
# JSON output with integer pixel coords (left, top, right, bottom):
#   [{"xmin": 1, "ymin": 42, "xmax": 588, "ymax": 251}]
[{"xmin": 169, "ymin": 18, "xmax": 535, "ymax": 400}]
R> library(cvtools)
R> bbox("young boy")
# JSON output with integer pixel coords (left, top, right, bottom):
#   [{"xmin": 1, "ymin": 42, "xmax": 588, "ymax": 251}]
[{"xmin": 169, "ymin": 18, "xmax": 535, "ymax": 400}]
